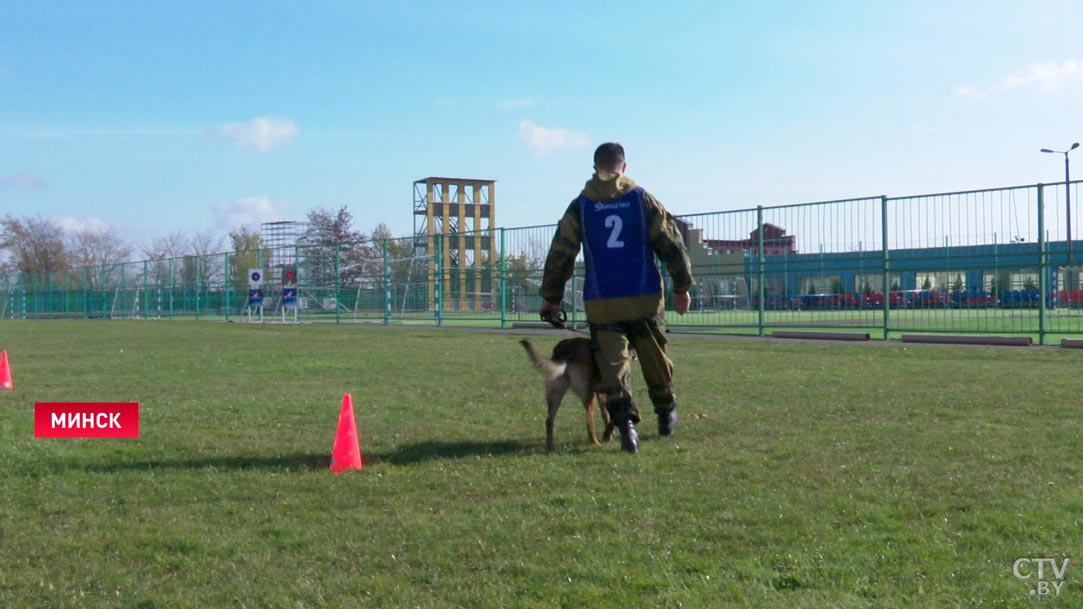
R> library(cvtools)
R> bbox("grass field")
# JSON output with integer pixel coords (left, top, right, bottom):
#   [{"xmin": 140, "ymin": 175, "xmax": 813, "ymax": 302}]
[{"xmin": 1, "ymin": 320, "xmax": 1081, "ymax": 608}]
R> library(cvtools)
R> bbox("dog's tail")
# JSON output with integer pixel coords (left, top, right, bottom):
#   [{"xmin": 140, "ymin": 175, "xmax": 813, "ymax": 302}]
[{"xmin": 519, "ymin": 339, "xmax": 566, "ymax": 379}]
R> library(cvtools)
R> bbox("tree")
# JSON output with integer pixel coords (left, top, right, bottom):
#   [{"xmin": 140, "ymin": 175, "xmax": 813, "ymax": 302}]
[
  {"xmin": 371, "ymin": 223, "xmax": 418, "ymax": 287},
  {"xmin": 142, "ymin": 231, "xmax": 191, "ymax": 261},
  {"xmin": 190, "ymin": 230, "xmax": 225, "ymax": 259},
  {"xmin": 192, "ymin": 230, "xmax": 226, "ymax": 285},
  {"xmin": 504, "ymin": 253, "xmax": 542, "ymax": 311},
  {"xmin": 304, "ymin": 206, "xmax": 364, "ymax": 245},
  {"xmin": 67, "ymin": 227, "xmax": 133, "ymax": 289},
  {"xmin": 301, "ymin": 206, "xmax": 370, "ymax": 285},
  {"xmin": 0, "ymin": 215, "xmax": 69, "ymax": 276},
  {"xmin": 921, "ymin": 277, "xmax": 933, "ymax": 290},
  {"xmin": 179, "ymin": 230, "xmax": 225, "ymax": 292},
  {"xmin": 142, "ymin": 231, "xmax": 191, "ymax": 291},
  {"xmin": 228, "ymin": 226, "xmax": 270, "ymax": 294}
]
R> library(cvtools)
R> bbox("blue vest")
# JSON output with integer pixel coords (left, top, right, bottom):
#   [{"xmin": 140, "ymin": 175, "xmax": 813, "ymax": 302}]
[{"xmin": 580, "ymin": 187, "xmax": 662, "ymax": 301}]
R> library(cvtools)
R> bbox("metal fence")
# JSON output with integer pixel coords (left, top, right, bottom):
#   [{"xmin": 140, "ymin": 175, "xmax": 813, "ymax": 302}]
[{"xmin": 2, "ymin": 180, "xmax": 1081, "ymax": 344}]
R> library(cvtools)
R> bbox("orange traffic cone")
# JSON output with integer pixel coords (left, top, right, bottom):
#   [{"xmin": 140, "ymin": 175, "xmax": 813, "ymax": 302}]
[
  {"xmin": 330, "ymin": 393, "xmax": 363, "ymax": 473},
  {"xmin": 0, "ymin": 350, "xmax": 11, "ymax": 390}
]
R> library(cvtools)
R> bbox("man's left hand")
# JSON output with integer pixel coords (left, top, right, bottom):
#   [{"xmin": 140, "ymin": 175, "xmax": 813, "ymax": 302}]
[
  {"xmin": 674, "ymin": 291, "xmax": 690, "ymax": 315},
  {"xmin": 540, "ymin": 300, "xmax": 562, "ymax": 318}
]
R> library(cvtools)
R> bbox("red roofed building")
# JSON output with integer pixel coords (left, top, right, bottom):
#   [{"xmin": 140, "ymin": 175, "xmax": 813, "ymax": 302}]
[{"xmin": 674, "ymin": 219, "xmax": 796, "ymax": 256}]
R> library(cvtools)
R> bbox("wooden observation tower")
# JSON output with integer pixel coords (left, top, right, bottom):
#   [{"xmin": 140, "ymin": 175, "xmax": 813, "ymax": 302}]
[{"xmin": 413, "ymin": 177, "xmax": 496, "ymax": 310}]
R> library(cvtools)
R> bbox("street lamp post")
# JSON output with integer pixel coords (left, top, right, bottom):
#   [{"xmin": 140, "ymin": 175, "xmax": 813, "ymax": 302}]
[{"xmin": 1042, "ymin": 142, "xmax": 1080, "ymax": 292}]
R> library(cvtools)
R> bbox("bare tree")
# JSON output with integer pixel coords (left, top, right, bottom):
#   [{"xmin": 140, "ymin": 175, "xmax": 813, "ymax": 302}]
[
  {"xmin": 190, "ymin": 230, "xmax": 225, "ymax": 258},
  {"xmin": 140, "ymin": 232, "xmax": 191, "ymax": 290},
  {"xmin": 68, "ymin": 227, "xmax": 133, "ymax": 268},
  {"xmin": 142, "ymin": 231, "xmax": 191, "ymax": 261},
  {"xmin": 67, "ymin": 227, "xmax": 134, "ymax": 289},
  {"xmin": 180, "ymin": 230, "xmax": 226, "ymax": 290}
]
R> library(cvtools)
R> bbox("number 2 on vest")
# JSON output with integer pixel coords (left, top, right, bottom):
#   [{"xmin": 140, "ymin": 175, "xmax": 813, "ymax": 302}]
[{"xmin": 604, "ymin": 215, "xmax": 625, "ymax": 248}]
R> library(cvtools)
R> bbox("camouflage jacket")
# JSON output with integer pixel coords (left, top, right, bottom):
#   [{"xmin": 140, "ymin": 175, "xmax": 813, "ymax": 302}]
[{"xmin": 540, "ymin": 172, "xmax": 695, "ymax": 324}]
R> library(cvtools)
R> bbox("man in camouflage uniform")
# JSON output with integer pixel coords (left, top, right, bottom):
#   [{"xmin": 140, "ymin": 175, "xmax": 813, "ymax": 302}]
[{"xmin": 539, "ymin": 142, "xmax": 695, "ymax": 453}]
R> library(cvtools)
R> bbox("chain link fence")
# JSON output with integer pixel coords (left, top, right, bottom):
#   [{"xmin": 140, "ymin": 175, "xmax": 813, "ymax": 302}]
[{"xmin": 2, "ymin": 180, "xmax": 1081, "ymax": 343}]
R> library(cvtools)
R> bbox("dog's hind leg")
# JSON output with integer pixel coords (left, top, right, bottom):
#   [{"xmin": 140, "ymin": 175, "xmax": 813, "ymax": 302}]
[
  {"xmin": 599, "ymin": 393, "xmax": 615, "ymax": 443},
  {"xmin": 545, "ymin": 380, "xmax": 568, "ymax": 453},
  {"xmin": 583, "ymin": 394, "xmax": 600, "ymax": 445}
]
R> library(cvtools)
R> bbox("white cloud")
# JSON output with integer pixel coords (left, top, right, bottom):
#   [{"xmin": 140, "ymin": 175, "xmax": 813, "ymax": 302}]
[
  {"xmin": 954, "ymin": 59, "xmax": 1082, "ymax": 99},
  {"xmin": 53, "ymin": 216, "xmax": 110, "ymax": 234},
  {"xmin": 210, "ymin": 116, "xmax": 298, "ymax": 151},
  {"xmin": 211, "ymin": 195, "xmax": 285, "ymax": 229},
  {"xmin": 0, "ymin": 172, "xmax": 47, "ymax": 190},
  {"xmin": 1002, "ymin": 60, "xmax": 1081, "ymax": 93},
  {"xmin": 518, "ymin": 120, "xmax": 589, "ymax": 155}
]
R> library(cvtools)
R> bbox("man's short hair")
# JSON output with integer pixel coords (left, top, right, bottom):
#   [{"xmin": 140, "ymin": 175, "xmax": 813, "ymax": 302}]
[{"xmin": 593, "ymin": 142, "xmax": 625, "ymax": 171}]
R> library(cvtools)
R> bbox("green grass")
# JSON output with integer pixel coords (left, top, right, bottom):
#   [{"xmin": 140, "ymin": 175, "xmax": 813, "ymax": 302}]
[{"xmin": 1, "ymin": 320, "xmax": 1081, "ymax": 608}]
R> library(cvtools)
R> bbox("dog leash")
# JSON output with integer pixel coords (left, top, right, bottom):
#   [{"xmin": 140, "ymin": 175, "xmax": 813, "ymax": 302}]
[
  {"xmin": 540, "ymin": 309, "xmax": 567, "ymax": 329},
  {"xmin": 539, "ymin": 310, "xmax": 638, "ymax": 359},
  {"xmin": 540, "ymin": 309, "xmax": 590, "ymax": 335}
]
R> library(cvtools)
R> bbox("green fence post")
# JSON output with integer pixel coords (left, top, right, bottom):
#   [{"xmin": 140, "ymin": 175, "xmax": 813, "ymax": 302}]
[
  {"xmin": 195, "ymin": 257, "xmax": 201, "ymax": 320},
  {"xmin": 499, "ymin": 228, "xmax": 507, "ymax": 329},
  {"xmin": 118, "ymin": 264, "xmax": 125, "ymax": 318},
  {"xmin": 168, "ymin": 258, "xmax": 175, "ymax": 320},
  {"xmin": 294, "ymin": 244, "xmax": 300, "ymax": 323},
  {"xmin": 1038, "ymin": 184, "xmax": 1047, "ymax": 344},
  {"xmin": 99, "ymin": 265, "xmax": 106, "ymax": 318},
  {"xmin": 143, "ymin": 260, "xmax": 149, "ymax": 319},
  {"xmin": 756, "ymin": 206, "xmax": 765, "ymax": 336},
  {"xmin": 383, "ymin": 239, "xmax": 391, "ymax": 325},
  {"xmin": 435, "ymin": 234, "xmax": 443, "ymax": 327},
  {"xmin": 334, "ymin": 242, "xmax": 341, "ymax": 324},
  {"xmin": 82, "ymin": 266, "xmax": 88, "ymax": 318},
  {"xmin": 224, "ymin": 253, "xmax": 231, "ymax": 322},
  {"xmin": 572, "ymin": 272, "xmax": 579, "ymax": 328},
  {"xmin": 881, "ymin": 195, "xmax": 890, "ymax": 339}
]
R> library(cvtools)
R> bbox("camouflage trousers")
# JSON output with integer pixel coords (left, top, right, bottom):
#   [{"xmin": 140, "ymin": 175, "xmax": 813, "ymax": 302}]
[{"xmin": 589, "ymin": 316, "xmax": 676, "ymax": 424}]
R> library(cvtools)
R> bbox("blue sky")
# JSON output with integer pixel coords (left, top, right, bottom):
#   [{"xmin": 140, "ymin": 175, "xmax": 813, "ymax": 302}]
[{"xmin": 2, "ymin": 1, "xmax": 1081, "ymax": 248}]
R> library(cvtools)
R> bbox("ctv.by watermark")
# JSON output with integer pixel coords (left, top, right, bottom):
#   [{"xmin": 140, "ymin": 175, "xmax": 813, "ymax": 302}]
[{"xmin": 1013, "ymin": 557, "xmax": 1073, "ymax": 599}]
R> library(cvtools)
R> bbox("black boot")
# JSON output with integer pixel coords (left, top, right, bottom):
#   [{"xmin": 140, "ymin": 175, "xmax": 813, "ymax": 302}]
[
  {"xmin": 617, "ymin": 417, "xmax": 639, "ymax": 453},
  {"xmin": 606, "ymin": 397, "xmax": 641, "ymax": 454},
  {"xmin": 657, "ymin": 408, "xmax": 677, "ymax": 437}
]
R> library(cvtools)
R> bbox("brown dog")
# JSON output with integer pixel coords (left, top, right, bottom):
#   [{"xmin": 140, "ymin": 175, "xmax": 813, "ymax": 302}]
[{"xmin": 520, "ymin": 338, "xmax": 614, "ymax": 452}]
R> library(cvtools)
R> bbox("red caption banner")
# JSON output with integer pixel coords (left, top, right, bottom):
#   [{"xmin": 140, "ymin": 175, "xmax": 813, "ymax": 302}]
[{"xmin": 34, "ymin": 402, "xmax": 140, "ymax": 438}]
